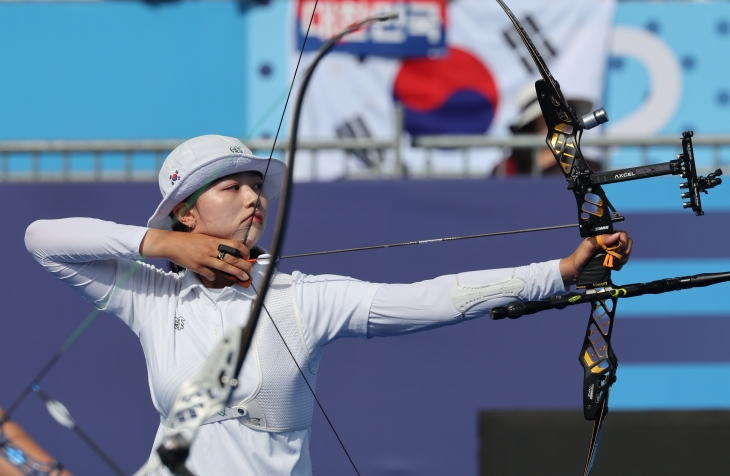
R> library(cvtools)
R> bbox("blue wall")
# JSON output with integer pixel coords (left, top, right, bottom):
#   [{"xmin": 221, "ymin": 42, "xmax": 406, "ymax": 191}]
[
  {"xmin": 0, "ymin": 2, "xmax": 251, "ymax": 140},
  {"xmin": 606, "ymin": 3, "xmax": 730, "ymax": 135},
  {"xmin": 2, "ymin": 178, "xmax": 729, "ymax": 475},
  {"xmin": 2, "ymin": 1, "xmax": 729, "ymax": 144}
]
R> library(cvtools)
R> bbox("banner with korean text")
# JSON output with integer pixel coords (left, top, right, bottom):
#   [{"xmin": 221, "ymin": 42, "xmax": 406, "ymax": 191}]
[{"xmin": 290, "ymin": 0, "xmax": 616, "ymax": 180}]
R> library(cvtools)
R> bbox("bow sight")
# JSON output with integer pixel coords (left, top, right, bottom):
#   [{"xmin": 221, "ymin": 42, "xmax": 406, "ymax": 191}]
[
  {"xmin": 532, "ymin": 72, "xmax": 724, "ymax": 240},
  {"xmin": 494, "ymin": 1, "xmax": 726, "ymax": 474},
  {"xmin": 572, "ymin": 130, "xmax": 723, "ymax": 217}
]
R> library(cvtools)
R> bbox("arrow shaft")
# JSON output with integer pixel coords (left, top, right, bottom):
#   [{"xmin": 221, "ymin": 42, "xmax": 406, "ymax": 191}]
[{"xmin": 278, "ymin": 223, "xmax": 579, "ymax": 260}]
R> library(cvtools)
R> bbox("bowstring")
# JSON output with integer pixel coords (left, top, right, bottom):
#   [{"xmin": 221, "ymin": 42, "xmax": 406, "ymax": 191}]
[
  {"xmin": 3, "ymin": 3, "xmax": 323, "ymax": 472},
  {"xmin": 236, "ymin": 4, "xmax": 363, "ymax": 473},
  {"xmin": 251, "ymin": 283, "xmax": 361, "ymax": 475},
  {"xmin": 241, "ymin": 1, "xmax": 318, "ymax": 247}
]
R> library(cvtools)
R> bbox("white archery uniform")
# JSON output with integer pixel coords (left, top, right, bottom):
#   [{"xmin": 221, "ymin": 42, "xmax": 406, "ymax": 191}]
[{"xmin": 25, "ymin": 217, "xmax": 565, "ymax": 476}]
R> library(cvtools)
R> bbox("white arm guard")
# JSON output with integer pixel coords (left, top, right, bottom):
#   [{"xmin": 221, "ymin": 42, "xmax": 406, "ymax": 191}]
[{"xmin": 451, "ymin": 273, "xmax": 525, "ymax": 318}]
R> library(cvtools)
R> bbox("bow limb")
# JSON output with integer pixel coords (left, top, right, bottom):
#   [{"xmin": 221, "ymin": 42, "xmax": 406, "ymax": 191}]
[
  {"xmin": 135, "ymin": 11, "xmax": 401, "ymax": 476},
  {"xmin": 495, "ymin": 2, "xmax": 620, "ymax": 474},
  {"xmin": 134, "ymin": 4, "xmax": 324, "ymax": 475},
  {"xmin": 496, "ymin": 2, "xmax": 723, "ymax": 474},
  {"xmin": 238, "ymin": 14, "xmax": 401, "ymax": 476},
  {"xmin": 243, "ymin": 10, "xmax": 399, "ymax": 382}
]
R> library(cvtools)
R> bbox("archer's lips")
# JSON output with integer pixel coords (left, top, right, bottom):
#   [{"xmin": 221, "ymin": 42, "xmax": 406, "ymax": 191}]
[{"xmin": 244, "ymin": 212, "xmax": 263, "ymax": 225}]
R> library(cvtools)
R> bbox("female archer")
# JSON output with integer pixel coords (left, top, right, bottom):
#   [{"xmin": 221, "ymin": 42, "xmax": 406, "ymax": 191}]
[{"xmin": 25, "ymin": 134, "xmax": 632, "ymax": 475}]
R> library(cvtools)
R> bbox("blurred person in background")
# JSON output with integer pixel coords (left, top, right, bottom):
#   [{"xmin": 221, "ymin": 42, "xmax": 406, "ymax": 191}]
[
  {"xmin": 24, "ymin": 135, "xmax": 632, "ymax": 475},
  {"xmin": 0, "ymin": 407, "xmax": 72, "ymax": 476},
  {"xmin": 497, "ymin": 85, "xmax": 602, "ymax": 175}
]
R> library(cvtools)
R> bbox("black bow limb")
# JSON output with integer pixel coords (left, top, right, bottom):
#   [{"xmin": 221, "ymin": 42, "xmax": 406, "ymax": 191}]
[{"xmin": 495, "ymin": 1, "xmax": 724, "ymax": 475}]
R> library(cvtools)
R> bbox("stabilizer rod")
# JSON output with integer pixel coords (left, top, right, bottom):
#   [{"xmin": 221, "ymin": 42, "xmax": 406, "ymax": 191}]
[{"xmin": 490, "ymin": 271, "xmax": 730, "ymax": 320}]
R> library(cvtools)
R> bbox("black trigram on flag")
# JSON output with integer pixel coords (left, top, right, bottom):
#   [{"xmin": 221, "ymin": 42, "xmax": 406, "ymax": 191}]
[{"xmin": 502, "ymin": 14, "xmax": 558, "ymax": 74}]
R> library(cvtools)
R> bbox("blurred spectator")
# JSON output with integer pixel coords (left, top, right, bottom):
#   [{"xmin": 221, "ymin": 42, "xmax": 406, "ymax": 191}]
[{"xmin": 497, "ymin": 85, "xmax": 601, "ymax": 175}]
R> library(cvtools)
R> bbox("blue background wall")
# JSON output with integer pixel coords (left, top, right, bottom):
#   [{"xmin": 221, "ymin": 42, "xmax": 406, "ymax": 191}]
[
  {"xmin": 2, "ymin": 178, "xmax": 729, "ymax": 475},
  {"xmin": 0, "ymin": 2, "xmax": 253, "ymax": 140},
  {"xmin": 1, "ymin": 1, "xmax": 729, "ymax": 143},
  {"xmin": 605, "ymin": 3, "xmax": 730, "ymax": 136}
]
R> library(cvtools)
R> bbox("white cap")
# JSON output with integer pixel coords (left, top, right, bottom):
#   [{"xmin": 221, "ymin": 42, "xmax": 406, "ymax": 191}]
[
  {"xmin": 147, "ymin": 135, "xmax": 286, "ymax": 230},
  {"xmin": 510, "ymin": 84, "xmax": 593, "ymax": 133},
  {"xmin": 510, "ymin": 85, "xmax": 544, "ymax": 133}
]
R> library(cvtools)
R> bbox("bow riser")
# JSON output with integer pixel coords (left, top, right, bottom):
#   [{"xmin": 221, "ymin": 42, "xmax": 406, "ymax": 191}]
[
  {"xmin": 496, "ymin": 2, "xmax": 621, "ymax": 473},
  {"xmin": 535, "ymin": 80, "xmax": 620, "ymax": 239},
  {"xmin": 535, "ymin": 76, "xmax": 620, "ymax": 425}
]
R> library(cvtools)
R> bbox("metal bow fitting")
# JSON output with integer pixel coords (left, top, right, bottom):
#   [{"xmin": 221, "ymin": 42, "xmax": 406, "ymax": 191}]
[{"xmin": 492, "ymin": 1, "xmax": 725, "ymax": 475}]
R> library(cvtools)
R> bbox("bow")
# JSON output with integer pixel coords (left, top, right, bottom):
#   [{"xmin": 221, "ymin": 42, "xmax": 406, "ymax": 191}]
[
  {"xmin": 2, "ymin": 10, "xmax": 402, "ymax": 476},
  {"xmin": 6, "ymin": 3, "xmax": 724, "ymax": 474},
  {"xmin": 134, "ymin": 9, "xmax": 400, "ymax": 476},
  {"xmin": 492, "ymin": 1, "xmax": 724, "ymax": 474}
]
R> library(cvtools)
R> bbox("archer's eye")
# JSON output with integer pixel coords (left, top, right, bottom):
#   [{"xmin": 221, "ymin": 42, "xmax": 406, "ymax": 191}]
[
  {"xmin": 227, "ymin": 184, "xmax": 240, "ymax": 191},
  {"xmin": 252, "ymin": 182, "xmax": 263, "ymax": 191}
]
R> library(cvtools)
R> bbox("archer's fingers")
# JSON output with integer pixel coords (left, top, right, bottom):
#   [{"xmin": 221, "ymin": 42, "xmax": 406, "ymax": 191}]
[
  {"xmin": 598, "ymin": 232, "xmax": 622, "ymax": 247},
  {"xmin": 208, "ymin": 257, "xmax": 250, "ymax": 281},
  {"xmin": 612, "ymin": 236, "xmax": 633, "ymax": 271},
  {"xmin": 613, "ymin": 231, "xmax": 631, "ymax": 257},
  {"xmin": 219, "ymin": 253, "xmax": 253, "ymax": 277},
  {"xmin": 622, "ymin": 237, "xmax": 633, "ymax": 258},
  {"xmin": 196, "ymin": 266, "xmax": 216, "ymax": 282},
  {"xmin": 218, "ymin": 241, "xmax": 253, "ymax": 272},
  {"xmin": 220, "ymin": 239, "xmax": 251, "ymax": 260}
]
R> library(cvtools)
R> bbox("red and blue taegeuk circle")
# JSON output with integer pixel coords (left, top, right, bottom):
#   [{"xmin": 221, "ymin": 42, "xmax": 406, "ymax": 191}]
[{"xmin": 393, "ymin": 46, "xmax": 499, "ymax": 136}]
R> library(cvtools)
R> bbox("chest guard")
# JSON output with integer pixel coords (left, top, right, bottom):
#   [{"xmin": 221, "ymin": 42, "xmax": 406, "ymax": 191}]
[{"xmin": 206, "ymin": 273, "xmax": 318, "ymax": 432}]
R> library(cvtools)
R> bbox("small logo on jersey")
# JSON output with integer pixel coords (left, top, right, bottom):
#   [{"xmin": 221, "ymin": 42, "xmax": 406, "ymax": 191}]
[
  {"xmin": 174, "ymin": 315, "xmax": 185, "ymax": 331},
  {"xmin": 230, "ymin": 146, "xmax": 244, "ymax": 154},
  {"xmin": 218, "ymin": 410, "xmax": 226, "ymax": 417},
  {"xmin": 169, "ymin": 170, "xmax": 181, "ymax": 186}
]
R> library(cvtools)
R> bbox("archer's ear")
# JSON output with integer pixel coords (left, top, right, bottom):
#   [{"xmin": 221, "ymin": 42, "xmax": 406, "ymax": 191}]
[{"xmin": 172, "ymin": 202, "xmax": 196, "ymax": 228}]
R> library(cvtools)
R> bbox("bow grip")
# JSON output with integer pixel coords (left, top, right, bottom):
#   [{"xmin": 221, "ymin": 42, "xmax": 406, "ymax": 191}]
[{"xmin": 576, "ymin": 249, "xmax": 612, "ymax": 289}]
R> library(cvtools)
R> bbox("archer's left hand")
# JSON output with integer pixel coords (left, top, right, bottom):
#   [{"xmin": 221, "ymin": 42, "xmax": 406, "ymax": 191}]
[{"xmin": 559, "ymin": 231, "xmax": 633, "ymax": 285}]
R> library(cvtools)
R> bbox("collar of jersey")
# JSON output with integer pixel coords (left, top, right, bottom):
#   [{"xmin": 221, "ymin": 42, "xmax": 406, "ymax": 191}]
[{"xmin": 177, "ymin": 253, "xmax": 269, "ymax": 300}]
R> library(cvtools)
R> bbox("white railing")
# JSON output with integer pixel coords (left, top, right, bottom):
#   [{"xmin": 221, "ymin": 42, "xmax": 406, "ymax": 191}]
[
  {"xmin": 0, "ymin": 138, "xmax": 394, "ymax": 181},
  {"xmin": 0, "ymin": 134, "xmax": 728, "ymax": 181}
]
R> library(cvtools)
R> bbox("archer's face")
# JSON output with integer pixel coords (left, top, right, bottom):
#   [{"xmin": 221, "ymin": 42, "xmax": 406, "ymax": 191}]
[{"xmin": 190, "ymin": 172, "xmax": 268, "ymax": 248}]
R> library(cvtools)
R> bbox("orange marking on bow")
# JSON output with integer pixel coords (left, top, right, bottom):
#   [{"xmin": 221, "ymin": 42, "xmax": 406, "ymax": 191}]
[{"xmin": 596, "ymin": 235, "xmax": 623, "ymax": 268}]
